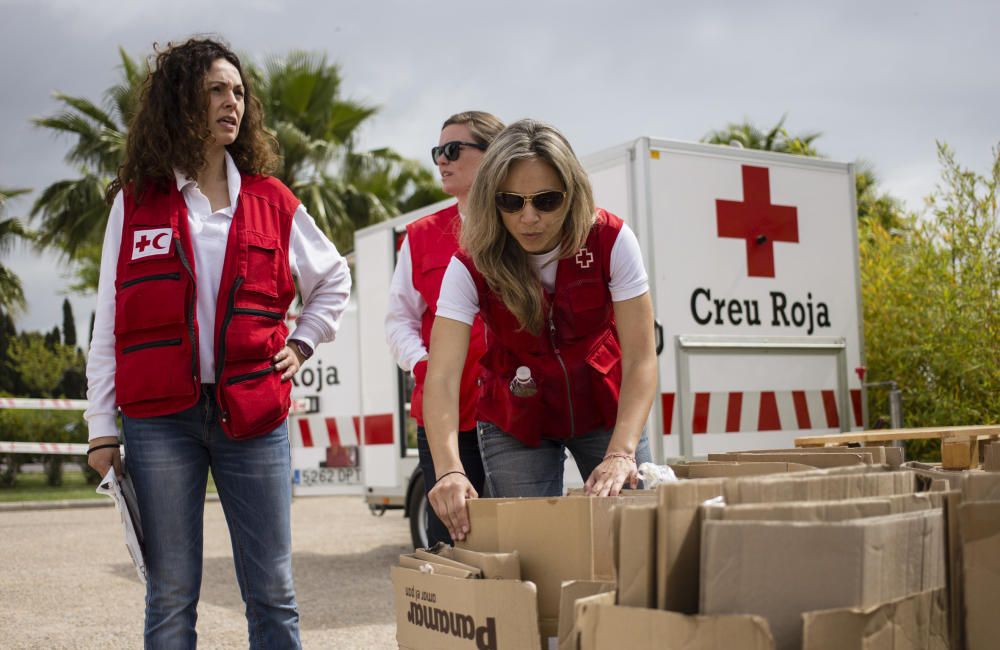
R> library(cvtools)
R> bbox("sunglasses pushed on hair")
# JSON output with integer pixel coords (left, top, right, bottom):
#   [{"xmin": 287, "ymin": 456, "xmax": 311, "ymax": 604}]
[
  {"xmin": 494, "ymin": 191, "xmax": 567, "ymax": 213},
  {"xmin": 431, "ymin": 140, "xmax": 486, "ymax": 164}
]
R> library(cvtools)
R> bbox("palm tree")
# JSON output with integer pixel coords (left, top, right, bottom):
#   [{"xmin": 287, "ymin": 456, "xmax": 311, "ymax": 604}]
[
  {"xmin": 703, "ymin": 116, "xmax": 903, "ymax": 229},
  {"xmin": 0, "ymin": 187, "xmax": 33, "ymax": 315},
  {"xmin": 248, "ymin": 50, "xmax": 445, "ymax": 251},
  {"xmin": 703, "ymin": 114, "xmax": 822, "ymax": 156},
  {"xmin": 32, "ymin": 48, "xmax": 445, "ymax": 288},
  {"xmin": 31, "ymin": 48, "xmax": 140, "ymax": 261}
]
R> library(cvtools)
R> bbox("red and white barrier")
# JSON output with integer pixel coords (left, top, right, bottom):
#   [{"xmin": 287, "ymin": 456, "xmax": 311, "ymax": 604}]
[
  {"xmin": 661, "ymin": 389, "xmax": 863, "ymax": 434},
  {"xmin": 0, "ymin": 398, "xmax": 89, "ymax": 410},
  {"xmin": 0, "ymin": 441, "xmax": 90, "ymax": 455}
]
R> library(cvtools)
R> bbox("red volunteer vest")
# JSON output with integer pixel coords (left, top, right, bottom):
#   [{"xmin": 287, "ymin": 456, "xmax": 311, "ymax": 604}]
[
  {"xmin": 457, "ymin": 209, "xmax": 624, "ymax": 447},
  {"xmin": 406, "ymin": 204, "xmax": 487, "ymax": 431},
  {"xmin": 114, "ymin": 174, "xmax": 297, "ymax": 440}
]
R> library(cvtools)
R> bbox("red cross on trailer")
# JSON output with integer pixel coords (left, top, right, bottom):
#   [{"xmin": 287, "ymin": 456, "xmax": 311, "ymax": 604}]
[{"xmin": 716, "ymin": 165, "xmax": 799, "ymax": 278}]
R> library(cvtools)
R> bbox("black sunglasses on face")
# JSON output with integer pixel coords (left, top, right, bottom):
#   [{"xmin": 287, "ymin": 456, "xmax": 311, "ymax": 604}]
[
  {"xmin": 431, "ymin": 140, "xmax": 486, "ymax": 164},
  {"xmin": 494, "ymin": 190, "xmax": 567, "ymax": 213}
]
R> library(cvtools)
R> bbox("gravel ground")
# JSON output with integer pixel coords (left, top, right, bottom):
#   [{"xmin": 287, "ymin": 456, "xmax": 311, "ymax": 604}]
[{"xmin": 0, "ymin": 495, "xmax": 410, "ymax": 649}]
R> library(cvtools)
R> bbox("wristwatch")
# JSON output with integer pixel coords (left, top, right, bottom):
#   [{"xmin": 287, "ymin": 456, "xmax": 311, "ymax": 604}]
[{"xmin": 288, "ymin": 338, "xmax": 314, "ymax": 361}]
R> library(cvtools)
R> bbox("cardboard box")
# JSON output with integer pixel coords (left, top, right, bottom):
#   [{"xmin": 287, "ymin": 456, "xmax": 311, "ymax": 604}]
[
  {"xmin": 710, "ymin": 445, "xmax": 903, "ymax": 467},
  {"xmin": 961, "ymin": 471, "xmax": 1000, "ymax": 502},
  {"xmin": 958, "ymin": 500, "xmax": 1000, "ymax": 650},
  {"xmin": 458, "ymin": 495, "xmax": 655, "ymax": 640},
  {"xmin": 801, "ymin": 588, "xmax": 949, "ymax": 650},
  {"xmin": 612, "ymin": 503, "xmax": 657, "ymax": 607},
  {"xmin": 556, "ymin": 580, "xmax": 615, "ymax": 650},
  {"xmin": 702, "ymin": 492, "xmax": 942, "ymax": 523},
  {"xmin": 709, "ymin": 451, "xmax": 874, "ymax": 467},
  {"xmin": 573, "ymin": 595, "xmax": 775, "ymax": 650},
  {"xmin": 655, "ymin": 479, "xmax": 725, "ymax": 612},
  {"xmin": 723, "ymin": 470, "xmax": 916, "ymax": 504},
  {"xmin": 424, "ymin": 543, "xmax": 522, "ymax": 580},
  {"xmin": 701, "ymin": 509, "xmax": 946, "ymax": 650},
  {"xmin": 684, "ymin": 462, "xmax": 814, "ymax": 478},
  {"xmin": 392, "ymin": 565, "xmax": 541, "ymax": 650}
]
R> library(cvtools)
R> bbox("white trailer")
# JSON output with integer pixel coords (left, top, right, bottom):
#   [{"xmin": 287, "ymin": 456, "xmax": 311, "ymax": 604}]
[
  {"xmin": 356, "ymin": 138, "xmax": 866, "ymax": 546},
  {"xmin": 287, "ymin": 301, "xmax": 367, "ymax": 496}
]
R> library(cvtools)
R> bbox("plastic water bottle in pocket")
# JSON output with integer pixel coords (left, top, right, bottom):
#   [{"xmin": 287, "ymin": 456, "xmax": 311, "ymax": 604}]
[{"xmin": 509, "ymin": 366, "xmax": 538, "ymax": 397}]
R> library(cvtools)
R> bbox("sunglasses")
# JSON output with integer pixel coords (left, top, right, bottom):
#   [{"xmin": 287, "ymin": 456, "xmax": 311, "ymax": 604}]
[
  {"xmin": 431, "ymin": 140, "xmax": 486, "ymax": 164},
  {"xmin": 494, "ymin": 190, "xmax": 567, "ymax": 213}
]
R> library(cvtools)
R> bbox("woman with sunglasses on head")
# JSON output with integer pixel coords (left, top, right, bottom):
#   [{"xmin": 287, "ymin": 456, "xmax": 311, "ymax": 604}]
[
  {"xmin": 424, "ymin": 119, "xmax": 656, "ymax": 541},
  {"xmin": 385, "ymin": 111, "xmax": 505, "ymax": 546},
  {"xmin": 84, "ymin": 37, "xmax": 351, "ymax": 648}
]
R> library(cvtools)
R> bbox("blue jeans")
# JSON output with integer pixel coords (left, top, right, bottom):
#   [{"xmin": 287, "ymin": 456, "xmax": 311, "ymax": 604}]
[
  {"xmin": 123, "ymin": 387, "xmax": 301, "ymax": 650},
  {"xmin": 477, "ymin": 422, "xmax": 652, "ymax": 497},
  {"xmin": 416, "ymin": 425, "xmax": 486, "ymax": 546}
]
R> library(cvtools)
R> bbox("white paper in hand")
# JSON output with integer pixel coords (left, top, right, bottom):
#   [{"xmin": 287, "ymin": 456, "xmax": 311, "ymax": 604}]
[{"xmin": 97, "ymin": 467, "xmax": 147, "ymax": 584}]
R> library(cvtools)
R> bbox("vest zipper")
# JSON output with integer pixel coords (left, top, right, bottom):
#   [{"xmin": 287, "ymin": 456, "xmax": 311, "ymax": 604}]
[
  {"xmin": 215, "ymin": 276, "xmax": 244, "ymax": 422},
  {"xmin": 122, "ymin": 338, "xmax": 182, "ymax": 354},
  {"xmin": 226, "ymin": 366, "xmax": 276, "ymax": 385},
  {"xmin": 174, "ymin": 238, "xmax": 199, "ymax": 381},
  {"xmin": 548, "ymin": 303, "xmax": 576, "ymax": 438},
  {"xmin": 233, "ymin": 307, "xmax": 282, "ymax": 320},
  {"xmin": 120, "ymin": 272, "xmax": 181, "ymax": 289}
]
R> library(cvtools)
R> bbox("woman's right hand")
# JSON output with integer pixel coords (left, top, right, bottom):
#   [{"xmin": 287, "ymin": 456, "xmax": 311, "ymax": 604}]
[
  {"xmin": 87, "ymin": 436, "xmax": 123, "ymax": 478},
  {"xmin": 428, "ymin": 471, "xmax": 479, "ymax": 542}
]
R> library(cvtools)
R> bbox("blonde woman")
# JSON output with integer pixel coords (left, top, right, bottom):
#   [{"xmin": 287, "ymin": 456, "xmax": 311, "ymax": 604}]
[
  {"xmin": 423, "ymin": 119, "xmax": 655, "ymax": 541},
  {"xmin": 385, "ymin": 111, "xmax": 504, "ymax": 546}
]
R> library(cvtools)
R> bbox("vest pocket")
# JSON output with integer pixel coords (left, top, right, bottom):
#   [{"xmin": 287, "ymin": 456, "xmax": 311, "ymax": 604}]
[
  {"xmin": 225, "ymin": 311, "xmax": 286, "ymax": 361},
  {"xmin": 242, "ymin": 232, "xmax": 279, "ymax": 298},
  {"xmin": 221, "ymin": 365, "xmax": 287, "ymax": 439},
  {"xmin": 117, "ymin": 273, "xmax": 186, "ymax": 333},
  {"xmin": 115, "ymin": 337, "xmax": 193, "ymax": 406}
]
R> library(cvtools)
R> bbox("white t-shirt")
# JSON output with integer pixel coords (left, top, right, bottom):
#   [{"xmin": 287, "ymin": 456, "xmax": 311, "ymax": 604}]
[{"xmin": 436, "ymin": 221, "xmax": 648, "ymax": 325}]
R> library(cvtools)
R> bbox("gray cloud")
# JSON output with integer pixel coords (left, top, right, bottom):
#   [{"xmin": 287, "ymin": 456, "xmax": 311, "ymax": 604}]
[{"xmin": 3, "ymin": 0, "xmax": 999, "ymax": 335}]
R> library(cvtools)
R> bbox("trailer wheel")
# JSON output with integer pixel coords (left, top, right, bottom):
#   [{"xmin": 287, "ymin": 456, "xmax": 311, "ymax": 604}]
[{"xmin": 407, "ymin": 472, "xmax": 431, "ymax": 549}]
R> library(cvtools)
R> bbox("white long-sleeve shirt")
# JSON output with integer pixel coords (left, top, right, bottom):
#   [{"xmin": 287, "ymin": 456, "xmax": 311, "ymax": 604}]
[
  {"xmin": 436, "ymin": 221, "xmax": 648, "ymax": 325},
  {"xmin": 85, "ymin": 152, "xmax": 352, "ymax": 440},
  {"xmin": 384, "ymin": 232, "xmax": 430, "ymax": 372}
]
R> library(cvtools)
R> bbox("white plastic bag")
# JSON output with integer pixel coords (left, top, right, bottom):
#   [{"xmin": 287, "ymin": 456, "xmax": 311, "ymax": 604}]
[{"xmin": 637, "ymin": 462, "xmax": 679, "ymax": 488}]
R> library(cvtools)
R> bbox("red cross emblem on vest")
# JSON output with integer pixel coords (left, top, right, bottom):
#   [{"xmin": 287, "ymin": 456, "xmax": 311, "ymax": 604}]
[
  {"xmin": 575, "ymin": 247, "xmax": 594, "ymax": 269},
  {"xmin": 131, "ymin": 227, "xmax": 173, "ymax": 261},
  {"xmin": 716, "ymin": 165, "xmax": 799, "ymax": 278}
]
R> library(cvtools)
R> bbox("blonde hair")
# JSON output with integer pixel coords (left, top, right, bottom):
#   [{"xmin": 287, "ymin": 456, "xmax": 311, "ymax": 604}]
[
  {"xmin": 442, "ymin": 111, "xmax": 505, "ymax": 147},
  {"xmin": 463, "ymin": 119, "xmax": 595, "ymax": 334}
]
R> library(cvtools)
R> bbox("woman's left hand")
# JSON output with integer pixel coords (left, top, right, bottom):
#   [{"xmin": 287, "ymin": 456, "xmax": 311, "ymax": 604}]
[
  {"xmin": 274, "ymin": 345, "xmax": 304, "ymax": 381},
  {"xmin": 584, "ymin": 455, "xmax": 639, "ymax": 497}
]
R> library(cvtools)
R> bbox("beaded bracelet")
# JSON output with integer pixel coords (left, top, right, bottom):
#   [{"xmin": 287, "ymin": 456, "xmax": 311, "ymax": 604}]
[{"xmin": 603, "ymin": 452, "xmax": 636, "ymax": 464}]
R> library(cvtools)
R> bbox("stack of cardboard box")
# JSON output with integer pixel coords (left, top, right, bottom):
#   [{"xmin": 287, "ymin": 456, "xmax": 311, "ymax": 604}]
[{"xmin": 393, "ymin": 448, "xmax": 998, "ymax": 649}]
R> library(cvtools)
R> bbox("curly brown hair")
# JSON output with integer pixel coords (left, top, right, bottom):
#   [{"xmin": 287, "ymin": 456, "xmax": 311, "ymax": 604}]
[{"xmin": 106, "ymin": 37, "xmax": 278, "ymax": 203}]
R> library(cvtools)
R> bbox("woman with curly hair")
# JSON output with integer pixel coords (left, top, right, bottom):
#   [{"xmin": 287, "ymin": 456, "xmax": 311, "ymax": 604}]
[
  {"xmin": 424, "ymin": 119, "xmax": 655, "ymax": 542},
  {"xmin": 84, "ymin": 37, "xmax": 350, "ymax": 647}
]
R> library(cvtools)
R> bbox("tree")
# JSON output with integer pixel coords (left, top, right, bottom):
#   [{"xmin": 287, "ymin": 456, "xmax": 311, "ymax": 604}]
[
  {"xmin": 61, "ymin": 298, "xmax": 77, "ymax": 348},
  {"xmin": 0, "ymin": 187, "xmax": 33, "ymax": 316},
  {"xmin": 703, "ymin": 114, "xmax": 822, "ymax": 157},
  {"xmin": 703, "ymin": 116, "xmax": 905, "ymax": 231},
  {"xmin": 32, "ymin": 48, "xmax": 445, "ymax": 290},
  {"xmin": 31, "ymin": 48, "xmax": 140, "ymax": 266},
  {"xmin": 860, "ymin": 143, "xmax": 999, "ymax": 458},
  {"xmin": 248, "ymin": 51, "xmax": 445, "ymax": 252}
]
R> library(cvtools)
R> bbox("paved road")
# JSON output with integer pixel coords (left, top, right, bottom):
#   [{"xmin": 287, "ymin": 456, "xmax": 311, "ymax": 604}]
[{"xmin": 0, "ymin": 495, "xmax": 410, "ymax": 649}]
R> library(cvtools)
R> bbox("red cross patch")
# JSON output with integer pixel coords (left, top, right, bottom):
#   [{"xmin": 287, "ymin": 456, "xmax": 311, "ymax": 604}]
[
  {"xmin": 131, "ymin": 228, "xmax": 173, "ymax": 261},
  {"xmin": 575, "ymin": 247, "xmax": 594, "ymax": 269}
]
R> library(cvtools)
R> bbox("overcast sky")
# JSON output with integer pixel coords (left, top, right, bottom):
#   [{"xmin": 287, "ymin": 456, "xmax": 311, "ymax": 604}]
[{"xmin": 2, "ymin": 0, "xmax": 998, "ymax": 340}]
